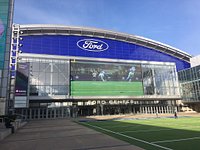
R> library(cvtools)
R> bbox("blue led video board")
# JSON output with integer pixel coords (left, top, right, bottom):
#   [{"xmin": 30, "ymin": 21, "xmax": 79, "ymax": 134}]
[{"xmin": 20, "ymin": 35, "xmax": 190, "ymax": 71}]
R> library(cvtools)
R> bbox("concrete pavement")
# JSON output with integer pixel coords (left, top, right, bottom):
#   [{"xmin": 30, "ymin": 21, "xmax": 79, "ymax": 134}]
[{"xmin": 0, "ymin": 119, "xmax": 143, "ymax": 150}]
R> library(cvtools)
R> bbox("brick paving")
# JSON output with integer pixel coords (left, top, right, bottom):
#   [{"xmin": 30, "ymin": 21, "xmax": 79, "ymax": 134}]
[{"xmin": 0, "ymin": 119, "xmax": 143, "ymax": 150}]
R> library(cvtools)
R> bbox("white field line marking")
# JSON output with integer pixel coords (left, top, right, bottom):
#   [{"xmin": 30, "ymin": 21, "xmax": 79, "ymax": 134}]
[
  {"xmin": 152, "ymin": 136, "xmax": 200, "ymax": 144},
  {"xmin": 73, "ymin": 90, "xmax": 138, "ymax": 93},
  {"xmin": 120, "ymin": 128, "xmax": 174, "ymax": 133},
  {"xmin": 102, "ymin": 124, "xmax": 143, "ymax": 128},
  {"xmin": 83, "ymin": 122, "xmax": 172, "ymax": 150}
]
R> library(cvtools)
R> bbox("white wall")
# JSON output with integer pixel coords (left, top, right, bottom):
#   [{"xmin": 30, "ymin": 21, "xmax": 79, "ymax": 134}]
[{"xmin": 190, "ymin": 55, "xmax": 200, "ymax": 67}]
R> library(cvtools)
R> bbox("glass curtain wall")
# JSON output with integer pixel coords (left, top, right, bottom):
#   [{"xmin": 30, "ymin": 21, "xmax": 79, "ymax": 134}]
[
  {"xmin": 19, "ymin": 57, "xmax": 179, "ymax": 97},
  {"xmin": 142, "ymin": 64, "xmax": 179, "ymax": 96},
  {"xmin": 20, "ymin": 58, "xmax": 70, "ymax": 96},
  {"xmin": 178, "ymin": 65, "xmax": 200, "ymax": 102}
]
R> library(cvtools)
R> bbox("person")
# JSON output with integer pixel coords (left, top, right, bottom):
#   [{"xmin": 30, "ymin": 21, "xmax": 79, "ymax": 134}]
[
  {"xmin": 156, "ymin": 111, "xmax": 159, "ymax": 118},
  {"xmin": 92, "ymin": 70, "xmax": 97, "ymax": 81},
  {"xmin": 126, "ymin": 66, "xmax": 136, "ymax": 82},
  {"xmin": 99, "ymin": 70, "xmax": 106, "ymax": 81},
  {"xmin": 174, "ymin": 110, "xmax": 178, "ymax": 119},
  {"xmin": 4, "ymin": 116, "xmax": 15, "ymax": 133}
]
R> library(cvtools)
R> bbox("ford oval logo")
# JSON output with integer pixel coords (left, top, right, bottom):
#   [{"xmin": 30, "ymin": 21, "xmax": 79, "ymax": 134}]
[{"xmin": 77, "ymin": 39, "xmax": 109, "ymax": 52}]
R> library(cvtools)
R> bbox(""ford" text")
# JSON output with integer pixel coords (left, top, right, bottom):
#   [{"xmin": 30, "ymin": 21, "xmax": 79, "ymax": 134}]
[{"xmin": 77, "ymin": 39, "xmax": 109, "ymax": 52}]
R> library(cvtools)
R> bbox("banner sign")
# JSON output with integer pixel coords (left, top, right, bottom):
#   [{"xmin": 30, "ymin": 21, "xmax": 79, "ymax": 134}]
[{"xmin": 15, "ymin": 63, "xmax": 29, "ymax": 96}]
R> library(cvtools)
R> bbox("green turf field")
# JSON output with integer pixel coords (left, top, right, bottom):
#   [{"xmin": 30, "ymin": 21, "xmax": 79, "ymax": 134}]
[
  {"xmin": 71, "ymin": 81, "xmax": 144, "ymax": 96},
  {"xmin": 81, "ymin": 117, "xmax": 200, "ymax": 150}
]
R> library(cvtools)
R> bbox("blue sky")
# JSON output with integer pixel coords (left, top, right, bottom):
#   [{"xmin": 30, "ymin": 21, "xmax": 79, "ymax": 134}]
[{"xmin": 14, "ymin": 0, "xmax": 200, "ymax": 56}]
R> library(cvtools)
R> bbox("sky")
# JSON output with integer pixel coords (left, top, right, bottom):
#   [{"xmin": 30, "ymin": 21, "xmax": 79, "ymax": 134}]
[{"xmin": 14, "ymin": 0, "xmax": 200, "ymax": 56}]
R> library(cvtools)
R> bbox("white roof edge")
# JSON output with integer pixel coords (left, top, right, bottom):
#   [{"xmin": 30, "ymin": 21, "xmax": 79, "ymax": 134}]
[
  {"xmin": 18, "ymin": 24, "xmax": 192, "ymax": 58},
  {"xmin": 134, "ymin": 35, "xmax": 190, "ymax": 56}
]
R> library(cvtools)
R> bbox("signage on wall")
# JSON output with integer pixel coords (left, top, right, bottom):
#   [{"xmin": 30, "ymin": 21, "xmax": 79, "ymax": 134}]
[
  {"xmin": 15, "ymin": 63, "xmax": 29, "ymax": 96},
  {"xmin": 77, "ymin": 39, "xmax": 109, "ymax": 52}
]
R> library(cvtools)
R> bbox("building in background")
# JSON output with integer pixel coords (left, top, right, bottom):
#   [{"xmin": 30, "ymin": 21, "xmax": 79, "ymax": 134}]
[
  {"xmin": 10, "ymin": 24, "xmax": 192, "ymax": 119},
  {"xmin": 178, "ymin": 62, "xmax": 200, "ymax": 112},
  {"xmin": 0, "ymin": 0, "xmax": 14, "ymax": 115},
  {"xmin": 190, "ymin": 55, "xmax": 200, "ymax": 67}
]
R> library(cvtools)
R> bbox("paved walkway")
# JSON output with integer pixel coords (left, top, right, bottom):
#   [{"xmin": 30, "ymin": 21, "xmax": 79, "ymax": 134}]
[{"xmin": 0, "ymin": 119, "xmax": 143, "ymax": 150}]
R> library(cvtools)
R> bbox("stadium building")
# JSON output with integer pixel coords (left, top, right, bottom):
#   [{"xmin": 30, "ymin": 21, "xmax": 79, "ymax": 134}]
[{"xmin": 8, "ymin": 24, "xmax": 192, "ymax": 119}]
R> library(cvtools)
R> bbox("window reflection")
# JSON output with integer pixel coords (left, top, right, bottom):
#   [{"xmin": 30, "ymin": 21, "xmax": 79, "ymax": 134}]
[
  {"xmin": 22, "ymin": 58, "xmax": 69, "ymax": 96},
  {"xmin": 178, "ymin": 65, "xmax": 200, "ymax": 102}
]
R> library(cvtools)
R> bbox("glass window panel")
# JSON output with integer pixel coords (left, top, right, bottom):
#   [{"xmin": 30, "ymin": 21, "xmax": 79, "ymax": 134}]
[
  {"xmin": 45, "ymin": 73, "xmax": 51, "ymax": 84},
  {"xmin": 52, "ymin": 73, "xmax": 59, "ymax": 85},
  {"xmin": 39, "ymin": 62, "xmax": 48, "ymax": 72},
  {"xmin": 38, "ymin": 72, "xmax": 46, "ymax": 84},
  {"xmin": 32, "ymin": 62, "xmax": 40, "ymax": 72}
]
